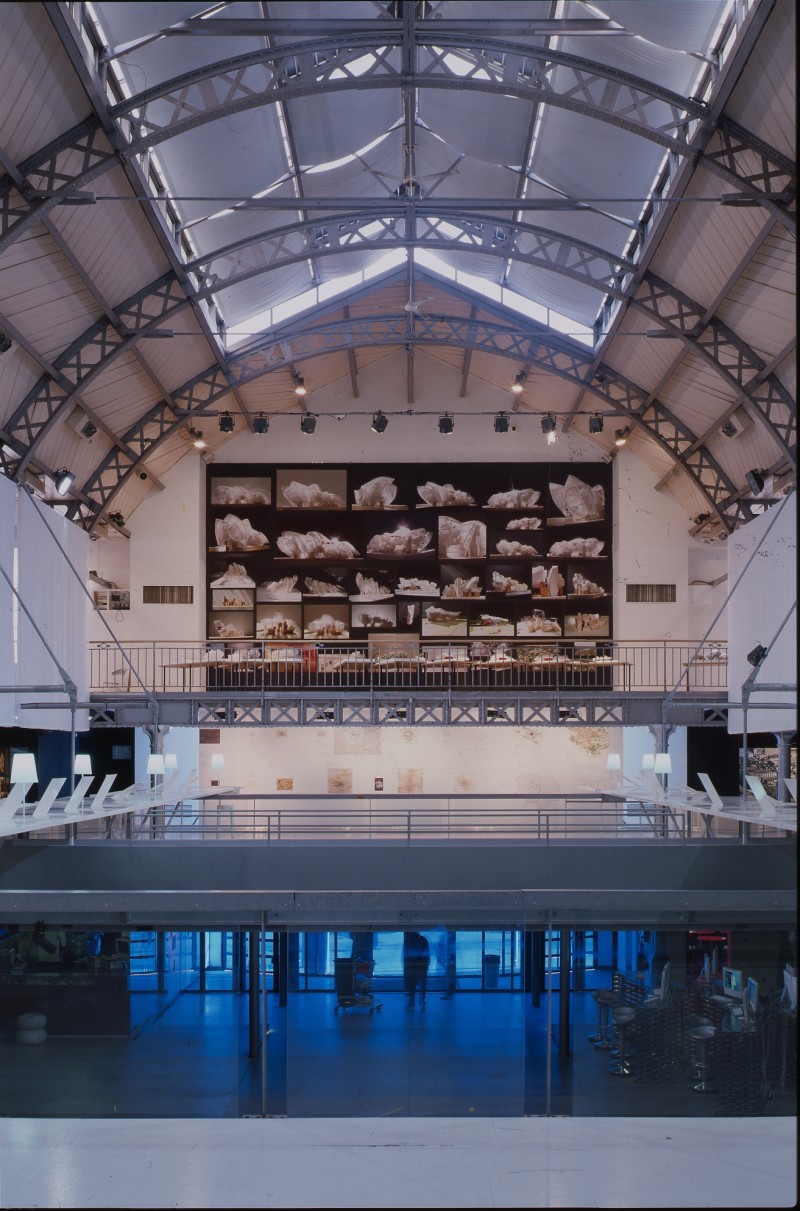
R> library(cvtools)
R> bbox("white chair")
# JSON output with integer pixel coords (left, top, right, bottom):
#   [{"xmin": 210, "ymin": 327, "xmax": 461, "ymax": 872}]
[
  {"xmin": 85, "ymin": 773, "xmax": 117, "ymax": 813},
  {"xmin": 696, "ymin": 773, "xmax": 724, "ymax": 809},
  {"xmin": 61, "ymin": 775, "xmax": 96, "ymax": 815},
  {"xmin": 0, "ymin": 782, "xmax": 30, "ymax": 819},
  {"xmin": 31, "ymin": 777, "xmax": 67, "ymax": 818}
]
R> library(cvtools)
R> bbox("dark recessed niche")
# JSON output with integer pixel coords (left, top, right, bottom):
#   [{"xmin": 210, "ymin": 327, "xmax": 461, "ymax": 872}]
[{"xmin": 206, "ymin": 463, "xmax": 613, "ymax": 645}]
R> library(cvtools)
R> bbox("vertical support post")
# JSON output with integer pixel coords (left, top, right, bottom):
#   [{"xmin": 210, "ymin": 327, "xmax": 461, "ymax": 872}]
[
  {"xmin": 558, "ymin": 928, "xmax": 571, "ymax": 1059},
  {"xmin": 157, "ymin": 932, "xmax": 165, "ymax": 994},
  {"xmin": 198, "ymin": 932, "xmax": 206, "ymax": 992},
  {"xmin": 260, "ymin": 913, "xmax": 269, "ymax": 1116},
  {"xmin": 248, "ymin": 930, "xmax": 260, "ymax": 1059}
]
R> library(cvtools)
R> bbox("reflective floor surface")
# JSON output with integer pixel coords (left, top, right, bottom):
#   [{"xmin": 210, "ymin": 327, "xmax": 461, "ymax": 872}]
[{"xmin": 0, "ymin": 1114, "xmax": 795, "ymax": 1208}]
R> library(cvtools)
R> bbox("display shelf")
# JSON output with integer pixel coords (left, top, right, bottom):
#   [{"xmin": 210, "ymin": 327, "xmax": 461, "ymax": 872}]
[{"xmin": 207, "ymin": 462, "xmax": 613, "ymax": 644}]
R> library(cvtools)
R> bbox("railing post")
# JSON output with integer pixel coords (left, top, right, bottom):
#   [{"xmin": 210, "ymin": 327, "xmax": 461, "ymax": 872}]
[{"xmin": 407, "ymin": 810, "xmax": 411, "ymax": 844}]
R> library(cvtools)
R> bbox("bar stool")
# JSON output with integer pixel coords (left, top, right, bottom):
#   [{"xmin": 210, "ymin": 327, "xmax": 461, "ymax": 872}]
[
  {"xmin": 685, "ymin": 1013, "xmax": 713, "ymax": 1080},
  {"xmin": 609, "ymin": 1005, "xmax": 636, "ymax": 1075},
  {"xmin": 592, "ymin": 988, "xmax": 620, "ymax": 1050},
  {"xmin": 690, "ymin": 1024, "xmax": 716, "ymax": 1093}
]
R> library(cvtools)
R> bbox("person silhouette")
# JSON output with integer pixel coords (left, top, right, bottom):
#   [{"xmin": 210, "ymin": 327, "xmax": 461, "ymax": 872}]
[{"xmin": 403, "ymin": 931, "xmax": 430, "ymax": 1010}]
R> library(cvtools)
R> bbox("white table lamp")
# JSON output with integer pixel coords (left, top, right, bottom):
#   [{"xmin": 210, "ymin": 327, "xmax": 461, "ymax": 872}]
[
  {"xmin": 211, "ymin": 753, "xmax": 225, "ymax": 772},
  {"xmin": 10, "ymin": 753, "xmax": 37, "ymax": 805},
  {"xmin": 164, "ymin": 753, "xmax": 178, "ymax": 772},
  {"xmin": 606, "ymin": 753, "xmax": 621, "ymax": 772},
  {"xmin": 654, "ymin": 753, "xmax": 672, "ymax": 775},
  {"xmin": 74, "ymin": 754, "xmax": 92, "ymax": 777},
  {"xmin": 641, "ymin": 753, "xmax": 655, "ymax": 771},
  {"xmin": 147, "ymin": 754, "xmax": 165, "ymax": 788}
]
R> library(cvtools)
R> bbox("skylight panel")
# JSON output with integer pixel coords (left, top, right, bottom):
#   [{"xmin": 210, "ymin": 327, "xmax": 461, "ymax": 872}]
[{"xmin": 306, "ymin": 131, "xmax": 391, "ymax": 176}]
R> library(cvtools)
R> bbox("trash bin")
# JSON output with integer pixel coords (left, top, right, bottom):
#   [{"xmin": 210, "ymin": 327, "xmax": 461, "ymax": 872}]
[{"xmin": 483, "ymin": 954, "xmax": 500, "ymax": 989}]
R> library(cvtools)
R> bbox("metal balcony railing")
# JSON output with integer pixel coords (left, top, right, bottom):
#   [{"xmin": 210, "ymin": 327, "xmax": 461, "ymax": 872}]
[
  {"xmin": 24, "ymin": 792, "xmax": 780, "ymax": 847},
  {"xmin": 90, "ymin": 639, "xmax": 728, "ymax": 696}
]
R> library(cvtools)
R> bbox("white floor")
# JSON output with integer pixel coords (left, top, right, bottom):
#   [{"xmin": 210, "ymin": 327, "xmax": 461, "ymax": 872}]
[{"xmin": 0, "ymin": 1117, "xmax": 795, "ymax": 1208}]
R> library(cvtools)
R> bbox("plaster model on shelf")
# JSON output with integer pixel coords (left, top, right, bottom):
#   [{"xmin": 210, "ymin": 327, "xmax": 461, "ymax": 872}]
[
  {"xmin": 258, "ymin": 575, "xmax": 302, "ymax": 601},
  {"xmin": 549, "ymin": 475, "xmax": 605, "ymax": 522},
  {"xmin": 281, "ymin": 480, "xmax": 346, "ymax": 508},
  {"xmin": 350, "ymin": 572, "xmax": 393, "ymax": 601},
  {"xmin": 495, "ymin": 538, "xmax": 540, "ymax": 557},
  {"xmin": 438, "ymin": 517, "xmax": 486, "ymax": 558},
  {"xmin": 213, "ymin": 515, "xmax": 270, "ymax": 551},
  {"xmin": 304, "ymin": 576, "xmax": 347, "ymax": 596},
  {"xmin": 396, "ymin": 576, "xmax": 439, "ymax": 596},
  {"xmin": 505, "ymin": 516, "xmax": 542, "ymax": 530},
  {"xmin": 442, "ymin": 575, "xmax": 483, "ymax": 599},
  {"xmin": 485, "ymin": 488, "xmax": 541, "ymax": 508},
  {"xmin": 417, "ymin": 481, "xmax": 477, "ymax": 507},
  {"xmin": 277, "ymin": 531, "xmax": 360, "ymax": 559},
  {"xmin": 353, "ymin": 476, "xmax": 404, "ymax": 508},
  {"xmin": 367, "ymin": 526, "xmax": 433, "ymax": 556},
  {"xmin": 210, "ymin": 562, "xmax": 256, "ymax": 587},
  {"xmin": 491, "ymin": 571, "xmax": 529, "ymax": 595},
  {"xmin": 547, "ymin": 537, "xmax": 605, "ymax": 558},
  {"xmin": 256, "ymin": 615, "xmax": 301, "ymax": 639}
]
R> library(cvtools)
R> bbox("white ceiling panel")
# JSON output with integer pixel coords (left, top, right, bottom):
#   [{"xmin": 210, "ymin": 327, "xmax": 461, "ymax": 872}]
[
  {"xmin": 0, "ymin": 232, "xmax": 100, "ymax": 359},
  {"xmin": 0, "ymin": 4, "xmax": 94, "ymax": 162},
  {"xmin": 724, "ymin": 0, "xmax": 796, "ymax": 159}
]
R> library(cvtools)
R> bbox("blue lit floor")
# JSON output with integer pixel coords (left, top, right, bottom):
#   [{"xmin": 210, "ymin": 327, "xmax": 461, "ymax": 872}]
[{"xmin": 0, "ymin": 985, "xmax": 794, "ymax": 1121}]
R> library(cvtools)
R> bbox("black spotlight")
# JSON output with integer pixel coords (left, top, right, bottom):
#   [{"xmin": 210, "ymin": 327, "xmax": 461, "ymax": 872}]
[
  {"xmin": 614, "ymin": 426, "xmax": 630, "ymax": 447},
  {"xmin": 108, "ymin": 512, "xmax": 125, "ymax": 527},
  {"xmin": 54, "ymin": 468, "xmax": 74, "ymax": 495},
  {"xmin": 541, "ymin": 414, "xmax": 557, "ymax": 435},
  {"xmin": 371, "ymin": 410, "xmax": 388, "ymax": 434},
  {"xmin": 589, "ymin": 413, "xmax": 604, "ymax": 434},
  {"xmin": 438, "ymin": 414, "xmax": 454, "ymax": 435},
  {"xmin": 218, "ymin": 412, "xmax": 235, "ymax": 433},
  {"xmin": 300, "ymin": 413, "xmax": 317, "ymax": 435},
  {"xmin": 745, "ymin": 468, "xmax": 765, "ymax": 495},
  {"xmin": 746, "ymin": 643, "xmax": 768, "ymax": 668},
  {"xmin": 494, "ymin": 412, "xmax": 510, "ymax": 434},
  {"xmin": 253, "ymin": 414, "xmax": 269, "ymax": 434}
]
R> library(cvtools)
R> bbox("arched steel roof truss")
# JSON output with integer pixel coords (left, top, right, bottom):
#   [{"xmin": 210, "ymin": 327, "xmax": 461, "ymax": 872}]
[
  {"xmin": 4, "ymin": 214, "xmax": 794, "ymax": 486},
  {"xmin": 0, "ymin": 33, "xmax": 795, "ymax": 254},
  {"xmin": 56, "ymin": 310, "xmax": 749, "ymax": 534}
]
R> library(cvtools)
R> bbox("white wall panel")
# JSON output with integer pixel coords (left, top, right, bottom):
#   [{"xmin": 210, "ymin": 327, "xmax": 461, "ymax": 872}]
[{"xmin": 726, "ymin": 496, "xmax": 796, "ymax": 735}]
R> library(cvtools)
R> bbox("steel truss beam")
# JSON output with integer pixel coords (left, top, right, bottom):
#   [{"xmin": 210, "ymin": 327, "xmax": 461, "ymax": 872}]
[
  {"xmin": 88, "ymin": 691, "xmax": 728, "ymax": 730},
  {"xmin": 1, "ymin": 30, "xmax": 795, "ymax": 253},
  {"xmin": 60, "ymin": 307, "xmax": 747, "ymax": 531},
  {"xmin": 186, "ymin": 210, "xmax": 795, "ymax": 454},
  {"xmin": 3, "ymin": 213, "xmax": 793, "ymax": 499}
]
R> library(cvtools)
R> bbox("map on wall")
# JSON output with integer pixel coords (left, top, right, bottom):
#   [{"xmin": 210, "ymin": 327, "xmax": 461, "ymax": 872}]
[{"xmin": 206, "ymin": 462, "xmax": 613, "ymax": 646}]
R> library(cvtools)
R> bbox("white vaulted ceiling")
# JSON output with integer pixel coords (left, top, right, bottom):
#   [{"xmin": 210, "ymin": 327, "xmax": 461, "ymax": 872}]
[{"xmin": 0, "ymin": 0, "xmax": 795, "ymax": 540}]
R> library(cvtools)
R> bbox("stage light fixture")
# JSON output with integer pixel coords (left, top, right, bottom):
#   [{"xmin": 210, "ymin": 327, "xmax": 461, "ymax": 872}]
[
  {"xmin": 300, "ymin": 413, "xmax": 317, "ymax": 435},
  {"xmin": 190, "ymin": 428, "xmax": 206, "ymax": 449},
  {"xmin": 294, "ymin": 376, "xmax": 307, "ymax": 397},
  {"xmin": 218, "ymin": 412, "xmax": 235, "ymax": 433},
  {"xmin": 108, "ymin": 512, "xmax": 125, "ymax": 527},
  {"xmin": 54, "ymin": 469, "xmax": 74, "ymax": 495},
  {"xmin": 511, "ymin": 373, "xmax": 525, "ymax": 395},
  {"xmin": 541, "ymin": 414, "xmax": 557, "ymax": 435},
  {"xmin": 614, "ymin": 426, "xmax": 630, "ymax": 447},
  {"xmin": 746, "ymin": 643, "xmax": 768, "ymax": 668},
  {"xmin": 371, "ymin": 410, "xmax": 388, "ymax": 434},
  {"xmin": 494, "ymin": 412, "xmax": 510, "ymax": 434},
  {"xmin": 589, "ymin": 413, "xmax": 604, "ymax": 434},
  {"xmin": 253, "ymin": 414, "xmax": 269, "ymax": 434},
  {"xmin": 745, "ymin": 468, "xmax": 765, "ymax": 495},
  {"xmin": 438, "ymin": 414, "xmax": 454, "ymax": 435}
]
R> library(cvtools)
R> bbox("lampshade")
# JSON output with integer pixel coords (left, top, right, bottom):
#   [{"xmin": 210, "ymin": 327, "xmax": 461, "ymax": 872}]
[
  {"xmin": 164, "ymin": 753, "xmax": 179, "ymax": 772},
  {"xmin": 641, "ymin": 754, "xmax": 655, "ymax": 771},
  {"xmin": 74, "ymin": 754, "xmax": 92, "ymax": 777},
  {"xmin": 606, "ymin": 753, "xmax": 621, "ymax": 772},
  {"xmin": 654, "ymin": 753, "xmax": 672, "ymax": 775},
  {"xmin": 210, "ymin": 753, "xmax": 225, "ymax": 771},
  {"xmin": 146, "ymin": 754, "xmax": 165, "ymax": 776},
  {"xmin": 10, "ymin": 753, "xmax": 37, "ymax": 784}
]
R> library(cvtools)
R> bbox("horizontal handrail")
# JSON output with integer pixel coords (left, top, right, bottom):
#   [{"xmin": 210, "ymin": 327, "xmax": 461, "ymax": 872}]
[
  {"xmin": 25, "ymin": 791, "xmax": 773, "ymax": 846},
  {"xmin": 90, "ymin": 638, "xmax": 728, "ymax": 695}
]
